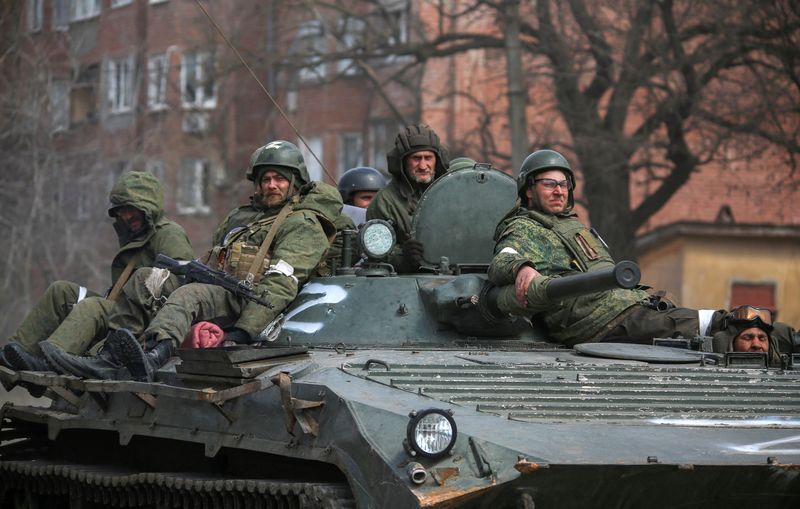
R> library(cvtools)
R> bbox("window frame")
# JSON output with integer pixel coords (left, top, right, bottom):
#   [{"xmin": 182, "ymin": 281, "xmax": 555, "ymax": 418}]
[
  {"xmin": 147, "ymin": 53, "xmax": 169, "ymax": 111},
  {"xmin": 176, "ymin": 159, "xmax": 211, "ymax": 215},
  {"xmin": 180, "ymin": 51, "xmax": 217, "ymax": 110},
  {"xmin": 107, "ymin": 55, "xmax": 136, "ymax": 115},
  {"xmin": 71, "ymin": 0, "xmax": 101, "ymax": 22},
  {"xmin": 27, "ymin": 0, "xmax": 43, "ymax": 33}
]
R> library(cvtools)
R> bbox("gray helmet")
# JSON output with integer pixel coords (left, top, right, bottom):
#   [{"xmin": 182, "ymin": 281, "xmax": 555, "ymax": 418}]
[
  {"xmin": 448, "ymin": 157, "xmax": 476, "ymax": 173},
  {"xmin": 517, "ymin": 149, "xmax": 575, "ymax": 209},
  {"xmin": 338, "ymin": 167, "xmax": 387, "ymax": 204},
  {"xmin": 246, "ymin": 140, "xmax": 309, "ymax": 186}
]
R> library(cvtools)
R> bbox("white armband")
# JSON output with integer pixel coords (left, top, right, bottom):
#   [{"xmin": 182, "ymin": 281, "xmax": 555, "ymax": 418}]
[
  {"xmin": 499, "ymin": 247, "xmax": 520, "ymax": 255},
  {"xmin": 266, "ymin": 259, "xmax": 298, "ymax": 284}
]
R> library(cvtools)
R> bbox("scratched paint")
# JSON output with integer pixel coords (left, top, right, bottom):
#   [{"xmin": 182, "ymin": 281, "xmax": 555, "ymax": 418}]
[
  {"xmin": 649, "ymin": 417, "xmax": 800, "ymax": 428},
  {"xmin": 282, "ymin": 283, "xmax": 348, "ymax": 333},
  {"xmin": 725, "ymin": 435, "xmax": 800, "ymax": 455}
]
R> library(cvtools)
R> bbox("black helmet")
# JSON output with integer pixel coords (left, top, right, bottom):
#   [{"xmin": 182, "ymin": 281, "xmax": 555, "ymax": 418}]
[
  {"xmin": 246, "ymin": 140, "xmax": 310, "ymax": 186},
  {"xmin": 517, "ymin": 149, "xmax": 575, "ymax": 210},
  {"xmin": 338, "ymin": 167, "xmax": 387, "ymax": 204}
]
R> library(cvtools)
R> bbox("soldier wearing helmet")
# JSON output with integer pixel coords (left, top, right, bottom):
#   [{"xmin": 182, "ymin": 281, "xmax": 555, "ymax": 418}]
[
  {"xmin": 489, "ymin": 149, "xmax": 799, "ymax": 353},
  {"xmin": 44, "ymin": 141, "xmax": 343, "ymax": 382},
  {"xmin": 338, "ymin": 166, "xmax": 387, "ymax": 209},
  {"xmin": 367, "ymin": 124, "xmax": 450, "ymax": 273}
]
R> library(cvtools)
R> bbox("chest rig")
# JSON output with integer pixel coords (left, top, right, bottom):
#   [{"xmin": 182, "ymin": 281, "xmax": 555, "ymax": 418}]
[
  {"xmin": 525, "ymin": 209, "xmax": 614, "ymax": 272},
  {"xmin": 206, "ymin": 202, "xmax": 294, "ymax": 287}
]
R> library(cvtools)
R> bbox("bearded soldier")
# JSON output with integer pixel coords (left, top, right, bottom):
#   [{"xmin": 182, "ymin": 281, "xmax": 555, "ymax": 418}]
[
  {"xmin": 1, "ymin": 172, "xmax": 193, "ymax": 380},
  {"xmin": 366, "ymin": 124, "xmax": 450, "ymax": 273},
  {"xmin": 43, "ymin": 141, "xmax": 341, "ymax": 382},
  {"xmin": 489, "ymin": 149, "xmax": 798, "ymax": 352}
]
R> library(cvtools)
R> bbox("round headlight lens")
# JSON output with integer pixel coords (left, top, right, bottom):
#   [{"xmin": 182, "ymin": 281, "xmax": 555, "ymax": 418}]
[
  {"xmin": 360, "ymin": 219, "xmax": 395, "ymax": 259},
  {"xmin": 407, "ymin": 409, "xmax": 457, "ymax": 459}
]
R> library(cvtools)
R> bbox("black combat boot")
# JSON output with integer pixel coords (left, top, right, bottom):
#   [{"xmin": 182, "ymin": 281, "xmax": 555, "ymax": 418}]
[
  {"xmin": 0, "ymin": 348, "xmax": 13, "ymax": 370},
  {"xmin": 40, "ymin": 340, "xmax": 127, "ymax": 380},
  {"xmin": 108, "ymin": 329, "xmax": 175, "ymax": 382},
  {"xmin": 4, "ymin": 343, "xmax": 51, "ymax": 372}
]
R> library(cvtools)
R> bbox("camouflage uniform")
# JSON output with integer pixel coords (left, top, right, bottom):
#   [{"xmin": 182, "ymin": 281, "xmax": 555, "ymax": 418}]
[
  {"xmin": 109, "ymin": 181, "xmax": 339, "ymax": 344},
  {"xmin": 366, "ymin": 125, "xmax": 449, "ymax": 272},
  {"xmin": 7, "ymin": 172, "xmax": 193, "ymax": 356}
]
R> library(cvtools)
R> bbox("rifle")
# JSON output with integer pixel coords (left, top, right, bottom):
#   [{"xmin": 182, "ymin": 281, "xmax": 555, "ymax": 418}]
[{"xmin": 154, "ymin": 254, "xmax": 273, "ymax": 308}]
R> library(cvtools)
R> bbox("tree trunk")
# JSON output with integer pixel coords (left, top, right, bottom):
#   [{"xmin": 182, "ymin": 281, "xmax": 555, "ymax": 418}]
[{"xmin": 503, "ymin": 0, "xmax": 527, "ymax": 174}]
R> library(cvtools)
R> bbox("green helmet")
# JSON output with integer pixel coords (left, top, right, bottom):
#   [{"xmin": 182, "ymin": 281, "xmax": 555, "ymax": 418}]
[
  {"xmin": 517, "ymin": 149, "xmax": 575, "ymax": 210},
  {"xmin": 386, "ymin": 124, "xmax": 450, "ymax": 179},
  {"xmin": 246, "ymin": 140, "xmax": 310, "ymax": 186}
]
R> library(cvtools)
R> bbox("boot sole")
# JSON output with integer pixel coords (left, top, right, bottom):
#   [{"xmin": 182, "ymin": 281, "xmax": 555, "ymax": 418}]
[{"xmin": 110, "ymin": 330, "xmax": 150, "ymax": 381}]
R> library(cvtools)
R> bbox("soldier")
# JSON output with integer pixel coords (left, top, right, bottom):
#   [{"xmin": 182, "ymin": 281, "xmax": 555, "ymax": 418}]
[
  {"xmin": 367, "ymin": 124, "xmax": 450, "ymax": 272},
  {"xmin": 712, "ymin": 306, "xmax": 782, "ymax": 366},
  {"xmin": 338, "ymin": 166, "xmax": 387, "ymax": 209},
  {"xmin": 0, "ymin": 172, "xmax": 193, "ymax": 378},
  {"xmin": 42, "ymin": 141, "xmax": 341, "ymax": 382},
  {"xmin": 489, "ymin": 149, "xmax": 798, "ymax": 352}
]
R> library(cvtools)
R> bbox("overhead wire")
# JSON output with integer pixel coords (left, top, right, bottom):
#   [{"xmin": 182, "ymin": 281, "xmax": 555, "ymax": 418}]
[{"xmin": 192, "ymin": 0, "xmax": 335, "ymax": 182}]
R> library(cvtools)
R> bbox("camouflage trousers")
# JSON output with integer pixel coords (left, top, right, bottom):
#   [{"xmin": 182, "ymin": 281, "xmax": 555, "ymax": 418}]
[
  {"xmin": 107, "ymin": 268, "xmax": 244, "ymax": 348},
  {"xmin": 8, "ymin": 280, "xmax": 110, "ymax": 355},
  {"xmin": 601, "ymin": 303, "xmax": 796, "ymax": 355}
]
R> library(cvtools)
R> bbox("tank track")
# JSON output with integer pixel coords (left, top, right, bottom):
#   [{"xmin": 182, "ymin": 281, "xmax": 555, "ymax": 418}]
[{"xmin": 0, "ymin": 458, "xmax": 356, "ymax": 508}]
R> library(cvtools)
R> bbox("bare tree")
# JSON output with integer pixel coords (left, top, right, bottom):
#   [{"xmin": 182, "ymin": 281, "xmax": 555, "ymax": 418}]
[{"xmin": 286, "ymin": 0, "xmax": 800, "ymax": 260}]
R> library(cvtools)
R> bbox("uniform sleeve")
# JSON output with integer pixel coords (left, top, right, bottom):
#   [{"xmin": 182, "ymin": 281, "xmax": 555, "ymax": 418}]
[
  {"xmin": 234, "ymin": 212, "xmax": 328, "ymax": 338},
  {"xmin": 152, "ymin": 223, "xmax": 195, "ymax": 261}
]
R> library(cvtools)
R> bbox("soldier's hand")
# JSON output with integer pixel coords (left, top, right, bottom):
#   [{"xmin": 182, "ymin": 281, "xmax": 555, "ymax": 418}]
[
  {"xmin": 223, "ymin": 328, "xmax": 252, "ymax": 344},
  {"xmin": 402, "ymin": 238, "xmax": 425, "ymax": 266},
  {"xmin": 515, "ymin": 265, "xmax": 541, "ymax": 307}
]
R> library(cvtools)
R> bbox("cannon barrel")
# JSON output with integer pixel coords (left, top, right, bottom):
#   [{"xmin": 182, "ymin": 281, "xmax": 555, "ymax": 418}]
[{"xmin": 545, "ymin": 260, "xmax": 641, "ymax": 300}]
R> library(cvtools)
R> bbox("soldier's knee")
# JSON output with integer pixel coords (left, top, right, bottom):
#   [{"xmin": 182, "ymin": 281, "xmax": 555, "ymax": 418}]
[{"xmin": 44, "ymin": 280, "xmax": 79, "ymax": 302}]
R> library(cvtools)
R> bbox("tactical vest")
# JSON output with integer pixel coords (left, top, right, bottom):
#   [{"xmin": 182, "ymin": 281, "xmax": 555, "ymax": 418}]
[
  {"xmin": 206, "ymin": 214, "xmax": 282, "ymax": 282},
  {"xmin": 523, "ymin": 209, "xmax": 614, "ymax": 273}
]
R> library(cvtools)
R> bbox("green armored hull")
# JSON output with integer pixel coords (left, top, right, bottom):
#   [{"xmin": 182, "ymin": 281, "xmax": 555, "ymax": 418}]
[{"xmin": 2, "ymin": 165, "xmax": 799, "ymax": 508}]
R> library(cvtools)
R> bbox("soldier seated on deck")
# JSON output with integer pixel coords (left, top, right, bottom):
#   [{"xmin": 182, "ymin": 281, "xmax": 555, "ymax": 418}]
[
  {"xmin": 489, "ymin": 149, "xmax": 800, "ymax": 355},
  {"xmin": 40, "ymin": 141, "xmax": 342, "ymax": 382}
]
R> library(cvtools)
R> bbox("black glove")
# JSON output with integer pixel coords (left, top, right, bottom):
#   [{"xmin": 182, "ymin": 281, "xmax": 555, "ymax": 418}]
[
  {"xmin": 223, "ymin": 327, "xmax": 252, "ymax": 344},
  {"xmin": 402, "ymin": 238, "xmax": 425, "ymax": 266}
]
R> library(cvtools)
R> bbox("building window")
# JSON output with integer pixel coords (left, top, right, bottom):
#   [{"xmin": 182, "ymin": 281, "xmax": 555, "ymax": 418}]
[
  {"xmin": 49, "ymin": 80, "xmax": 70, "ymax": 133},
  {"xmin": 181, "ymin": 51, "xmax": 216, "ymax": 109},
  {"xmin": 336, "ymin": 17, "xmax": 365, "ymax": 76},
  {"xmin": 293, "ymin": 20, "xmax": 327, "ymax": 82},
  {"xmin": 730, "ymin": 282, "xmax": 777, "ymax": 317},
  {"xmin": 27, "ymin": 0, "xmax": 43, "ymax": 32},
  {"xmin": 71, "ymin": 64, "xmax": 99, "ymax": 125},
  {"xmin": 383, "ymin": 0, "xmax": 409, "ymax": 46},
  {"xmin": 72, "ymin": 0, "xmax": 101, "ymax": 21},
  {"xmin": 177, "ymin": 160, "xmax": 210, "ymax": 214},
  {"xmin": 146, "ymin": 160, "xmax": 166, "ymax": 182},
  {"xmin": 368, "ymin": 119, "xmax": 398, "ymax": 171},
  {"xmin": 107, "ymin": 56, "xmax": 136, "ymax": 114},
  {"xmin": 53, "ymin": 0, "xmax": 70, "ymax": 30},
  {"xmin": 299, "ymin": 137, "xmax": 323, "ymax": 182},
  {"xmin": 338, "ymin": 133, "xmax": 363, "ymax": 177},
  {"xmin": 147, "ymin": 54, "xmax": 168, "ymax": 110},
  {"xmin": 111, "ymin": 0, "xmax": 132, "ymax": 7}
]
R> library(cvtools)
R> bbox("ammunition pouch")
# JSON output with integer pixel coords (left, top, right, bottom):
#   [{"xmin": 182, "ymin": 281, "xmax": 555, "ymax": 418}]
[{"xmin": 204, "ymin": 242, "xmax": 269, "ymax": 282}]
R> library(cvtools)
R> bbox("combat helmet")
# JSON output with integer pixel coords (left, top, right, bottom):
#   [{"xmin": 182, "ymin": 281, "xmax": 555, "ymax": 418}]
[
  {"xmin": 386, "ymin": 124, "xmax": 450, "ymax": 180},
  {"xmin": 338, "ymin": 167, "xmax": 387, "ymax": 204},
  {"xmin": 246, "ymin": 140, "xmax": 310, "ymax": 187},
  {"xmin": 518, "ymin": 149, "xmax": 575, "ymax": 211}
]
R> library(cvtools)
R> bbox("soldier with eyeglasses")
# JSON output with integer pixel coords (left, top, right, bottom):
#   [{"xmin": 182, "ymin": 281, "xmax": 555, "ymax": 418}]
[{"xmin": 488, "ymin": 149, "xmax": 799, "ymax": 354}]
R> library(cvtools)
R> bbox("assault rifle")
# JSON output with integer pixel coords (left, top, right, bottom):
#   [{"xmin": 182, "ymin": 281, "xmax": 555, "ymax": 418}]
[{"xmin": 154, "ymin": 254, "xmax": 273, "ymax": 308}]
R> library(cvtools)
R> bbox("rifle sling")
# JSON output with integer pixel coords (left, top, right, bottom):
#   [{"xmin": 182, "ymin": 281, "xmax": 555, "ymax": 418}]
[
  {"xmin": 245, "ymin": 199, "xmax": 296, "ymax": 286},
  {"xmin": 107, "ymin": 257, "xmax": 137, "ymax": 302}
]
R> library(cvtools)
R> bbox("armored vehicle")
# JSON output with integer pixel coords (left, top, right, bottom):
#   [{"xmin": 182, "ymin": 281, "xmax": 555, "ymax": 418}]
[{"xmin": 2, "ymin": 164, "xmax": 799, "ymax": 508}]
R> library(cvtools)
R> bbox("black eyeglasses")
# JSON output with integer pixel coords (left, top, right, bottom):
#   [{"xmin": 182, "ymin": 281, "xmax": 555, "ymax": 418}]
[{"xmin": 533, "ymin": 178, "xmax": 572, "ymax": 190}]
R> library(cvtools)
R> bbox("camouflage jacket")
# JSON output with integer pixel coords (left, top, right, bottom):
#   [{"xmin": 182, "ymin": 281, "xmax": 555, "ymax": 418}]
[
  {"xmin": 489, "ymin": 206, "xmax": 648, "ymax": 344},
  {"xmin": 109, "ymin": 172, "xmax": 194, "ymax": 285},
  {"xmin": 211, "ymin": 182, "xmax": 341, "ymax": 338}
]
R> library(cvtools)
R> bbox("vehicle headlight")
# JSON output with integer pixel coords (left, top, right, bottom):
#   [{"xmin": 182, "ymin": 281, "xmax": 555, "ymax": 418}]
[
  {"xmin": 406, "ymin": 409, "xmax": 457, "ymax": 459},
  {"xmin": 359, "ymin": 219, "xmax": 395, "ymax": 260}
]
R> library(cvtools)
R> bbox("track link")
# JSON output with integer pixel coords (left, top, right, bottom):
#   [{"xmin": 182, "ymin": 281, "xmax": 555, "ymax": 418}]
[{"xmin": 0, "ymin": 458, "xmax": 356, "ymax": 508}]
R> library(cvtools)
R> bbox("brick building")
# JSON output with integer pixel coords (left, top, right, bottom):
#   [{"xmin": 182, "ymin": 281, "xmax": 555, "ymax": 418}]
[{"xmin": 6, "ymin": 0, "xmax": 799, "ymax": 325}]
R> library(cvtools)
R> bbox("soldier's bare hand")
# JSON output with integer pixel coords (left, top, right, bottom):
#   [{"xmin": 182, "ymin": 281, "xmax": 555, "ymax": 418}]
[{"xmin": 515, "ymin": 265, "xmax": 541, "ymax": 307}]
